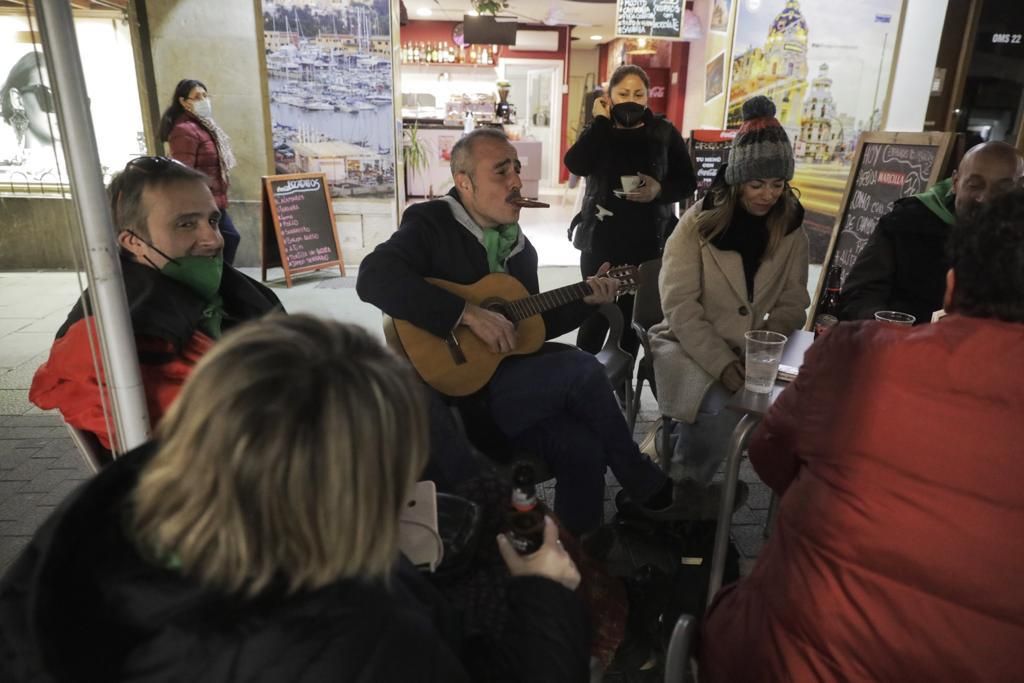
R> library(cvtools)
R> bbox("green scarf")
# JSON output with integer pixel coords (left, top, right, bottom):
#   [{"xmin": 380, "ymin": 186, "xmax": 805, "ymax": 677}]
[
  {"xmin": 914, "ymin": 177, "xmax": 957, "ymax": 226},
  {"xmin": 482, "ymin": 223, "xmax": 520, "ymax": 273}
]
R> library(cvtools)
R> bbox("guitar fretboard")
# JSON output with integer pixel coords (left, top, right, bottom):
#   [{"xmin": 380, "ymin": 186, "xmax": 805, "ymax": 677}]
[{"xmin": 506, "ymin": 282, "xmax": 593, "ymax": 322}]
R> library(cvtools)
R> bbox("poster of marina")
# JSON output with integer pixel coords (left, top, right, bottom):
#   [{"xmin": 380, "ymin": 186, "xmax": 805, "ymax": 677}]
[
  {"xmin": 261, "ymin": 0, "xmax": 396, "ymax": 198},
  {"xmin": 726, "ymin": 0, "xmax": 904, "ymax": 263}
]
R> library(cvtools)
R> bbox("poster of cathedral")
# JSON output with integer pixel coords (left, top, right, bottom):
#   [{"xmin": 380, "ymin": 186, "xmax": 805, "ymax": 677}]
[{"xmin": 725, "ymin": 0, "xmax": 904, "ymax": 263}]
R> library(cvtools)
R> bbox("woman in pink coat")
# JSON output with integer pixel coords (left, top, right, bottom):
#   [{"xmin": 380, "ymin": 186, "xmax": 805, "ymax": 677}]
[{"xmin": 158, "ymin": 78, "xmax": 240, "ymax": 264}]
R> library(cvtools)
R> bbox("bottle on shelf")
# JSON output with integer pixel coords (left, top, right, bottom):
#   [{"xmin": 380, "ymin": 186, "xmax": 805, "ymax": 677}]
[{"xmin": 505, "ymin": 463, "xmax": 545, "ymax": 556}]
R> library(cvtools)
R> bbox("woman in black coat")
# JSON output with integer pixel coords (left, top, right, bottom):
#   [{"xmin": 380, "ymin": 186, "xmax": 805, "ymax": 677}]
[
  {"xmin": 565, "ymin": 64, "xmax": 696, "ymax": 357},
  {"xmin": 0, "ymin": 315, "xmax": 588, "ymax": 682}
]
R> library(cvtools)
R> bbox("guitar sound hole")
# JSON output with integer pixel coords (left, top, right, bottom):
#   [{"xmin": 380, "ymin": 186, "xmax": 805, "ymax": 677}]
[{"xmin": 481, "ymin": 298, "xmax": 515, "ymax": 327}]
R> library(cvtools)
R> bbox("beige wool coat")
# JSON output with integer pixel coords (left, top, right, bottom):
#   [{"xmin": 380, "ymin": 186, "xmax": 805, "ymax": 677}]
[{"xmin": 650, "ymin": 202, "xmax": 810, "ymax": 422}]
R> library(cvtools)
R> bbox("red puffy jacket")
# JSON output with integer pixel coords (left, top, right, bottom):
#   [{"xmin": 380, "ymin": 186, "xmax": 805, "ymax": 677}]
[
  {"xmin": 167, "ymin": 113, "xmax": 229, "ymax": 209},
  {"xmin": 30, "ymin": 259, "xmax": 281, "ymax": 451},
  {"xmin": 701, "ymin": 316, "xmax": 1024, "ymax": 681}
]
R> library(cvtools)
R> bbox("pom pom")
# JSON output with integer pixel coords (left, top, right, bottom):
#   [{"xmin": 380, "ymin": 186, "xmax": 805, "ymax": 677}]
[{"xmin": 742, "ymin": 96, "xmax": 776, "ymax": 121}]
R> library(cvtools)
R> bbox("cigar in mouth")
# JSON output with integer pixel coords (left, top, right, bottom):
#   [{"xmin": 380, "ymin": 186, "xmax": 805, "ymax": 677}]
[{"xmin": 509, "ymin": 197, "xmax": 550, "ymax": 208}]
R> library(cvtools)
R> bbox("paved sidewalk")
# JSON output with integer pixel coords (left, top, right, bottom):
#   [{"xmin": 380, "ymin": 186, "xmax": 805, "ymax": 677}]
[{"xmin": 0, "ymin": 268, "xmax": 772, "ymax": 575}]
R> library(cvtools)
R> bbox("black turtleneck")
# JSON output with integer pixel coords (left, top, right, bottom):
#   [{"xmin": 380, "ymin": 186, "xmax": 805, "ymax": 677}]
[{"xmin": 710, "ymin": 202, "xmax": 769, "ymax": 302}]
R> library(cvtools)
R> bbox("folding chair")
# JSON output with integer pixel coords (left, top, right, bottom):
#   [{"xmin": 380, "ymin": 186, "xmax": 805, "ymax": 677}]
[
  {"xmin": 664, "ymin": 613, "xmax": 697, "ymax": 683},
  {"xmin": 628, "ymin": 258, "xmax": 662, "ymax": 432},
  {"xmin": 594, "ymin": 302, "xmax": 634, "ymax": 415},
  {"xmin": 63, "ymin": 421, "xmax": 111, "ymax": 473}
]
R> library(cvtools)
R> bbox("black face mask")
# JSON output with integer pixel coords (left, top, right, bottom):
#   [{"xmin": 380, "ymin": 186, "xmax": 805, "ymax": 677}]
[{"xmin": 611, "ymin": 102, "xmax": 647, "ymax": 127}]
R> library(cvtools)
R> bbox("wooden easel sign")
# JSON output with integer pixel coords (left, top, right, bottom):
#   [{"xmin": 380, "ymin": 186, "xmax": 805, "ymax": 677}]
[
  {"xmin": 809, "ymin": 131, "xmax": 955, "ymax": 319},
  {"xmin": 260, "ymin": 172, "xmax": 345, "ymax": 287}
]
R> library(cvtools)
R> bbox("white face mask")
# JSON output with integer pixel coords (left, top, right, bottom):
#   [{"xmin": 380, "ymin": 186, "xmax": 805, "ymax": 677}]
[{"xmin": 191, "ymin": 98, "xmax": 212, "ymax": 119}]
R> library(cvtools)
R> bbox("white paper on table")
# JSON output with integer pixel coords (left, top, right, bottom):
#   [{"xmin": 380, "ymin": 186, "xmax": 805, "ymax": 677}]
[{"xmin": 777, "ymin": 364, "xmax": 799, "ymax": 382}]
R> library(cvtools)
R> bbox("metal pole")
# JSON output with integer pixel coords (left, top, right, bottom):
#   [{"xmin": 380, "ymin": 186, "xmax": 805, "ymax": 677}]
[
  {"xmin": 33, "ymin": 0, "xmax": 150, "ymax": 453},
  {"xmin": 706, "ymin": 413, "xmax": 760, "ymax": 608}
]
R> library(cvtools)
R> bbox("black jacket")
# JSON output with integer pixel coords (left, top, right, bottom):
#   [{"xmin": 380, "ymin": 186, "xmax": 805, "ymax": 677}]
[
  {"xmin": 564, "ymin": 112, "xmax": 695, "ymax": 253},
  {"xmin": 58, "ymin": 257, "xmax": 283, "ymax": 352},
  {"xmin": 838, "ymin": 194, "xmax": 953, "ymax": 324},
  {"xmin": 0, "ymin": 445, "xmax": 589, "ymax": 682},
  {"xmin": 357, "ymin": 189, "xmax": 592, "ymax": 341}
]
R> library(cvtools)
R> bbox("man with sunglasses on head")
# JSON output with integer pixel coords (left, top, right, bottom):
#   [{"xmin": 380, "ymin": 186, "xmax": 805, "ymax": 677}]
[{"xmin": 30, "ymin": 156, "xmax": 282, "ymax": 453}]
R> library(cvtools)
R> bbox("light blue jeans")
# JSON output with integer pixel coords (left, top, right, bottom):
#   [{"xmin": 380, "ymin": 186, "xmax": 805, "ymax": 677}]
[{"xmin": 671, "ymin": 382, "xmax": 743, "ymax": 486}]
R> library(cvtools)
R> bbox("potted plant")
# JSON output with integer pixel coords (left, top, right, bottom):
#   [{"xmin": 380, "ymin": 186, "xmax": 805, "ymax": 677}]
[
  {"xmin": 471, "ymin": 0, "xmax": 509, "ymax": 16},
  {"xmin": 403, "ymin": 123, "xmax": 432, "ymax": 197}
]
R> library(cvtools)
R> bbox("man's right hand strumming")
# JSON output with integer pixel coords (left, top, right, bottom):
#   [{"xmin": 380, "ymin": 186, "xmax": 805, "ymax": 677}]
[{"xmin": 461, "ymin": 303, "xmax": 517, "ymax": 354}]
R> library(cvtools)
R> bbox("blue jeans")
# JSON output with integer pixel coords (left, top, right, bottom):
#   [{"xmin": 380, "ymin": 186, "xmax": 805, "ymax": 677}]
[
  {"xmin": 487, "ymin": 348, "xmax": 667, "ymax": 534},
  {"xmin": 671, "ymin": 383, "xmax": 742, "ymax": 486}
]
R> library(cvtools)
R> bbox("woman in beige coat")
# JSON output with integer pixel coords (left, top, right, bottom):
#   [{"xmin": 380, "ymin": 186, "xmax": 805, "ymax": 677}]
[{"xmin": 650, "ymin": 96, "xmax": 809, "ymax": 487}]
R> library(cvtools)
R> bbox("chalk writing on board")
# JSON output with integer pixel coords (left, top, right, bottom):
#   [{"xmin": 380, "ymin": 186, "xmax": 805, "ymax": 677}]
[
  {"xmin": 262, "ymin": 172, "xmax": 343, "ymax": 285},
  {"xmin": 616, "ymin": 0, "xmax": 683, "ymax": 38},
  {"xmin": 831, "ymin": 142, "xmax": 939, "ymax": 284}
]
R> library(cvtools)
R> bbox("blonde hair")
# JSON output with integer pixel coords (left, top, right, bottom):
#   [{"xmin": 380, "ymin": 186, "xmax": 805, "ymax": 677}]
[
  {"xmin": 697, "ymin": 182, "xmax": 801, "ymax": 256},
  {"xmin": 132, "ymin": 314, "xmax": 428, "ymax": 597}
]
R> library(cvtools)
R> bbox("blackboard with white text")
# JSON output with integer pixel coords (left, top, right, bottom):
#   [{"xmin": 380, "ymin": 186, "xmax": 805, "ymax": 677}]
[{"xmin": 261, "ymin": 173, "xmax": 345, "ymax": 287}]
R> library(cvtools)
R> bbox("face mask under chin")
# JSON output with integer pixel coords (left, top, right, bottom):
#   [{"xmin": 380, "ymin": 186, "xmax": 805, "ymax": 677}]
[{"xmin": 130, "ymin": 231, "xmax": 223, "ymax": 300}]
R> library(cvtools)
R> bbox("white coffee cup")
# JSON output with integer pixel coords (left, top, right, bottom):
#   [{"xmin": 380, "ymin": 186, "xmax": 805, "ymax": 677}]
[{"xmin": 620, "ymin": 175, "xmax": 642, "ymax": 193}]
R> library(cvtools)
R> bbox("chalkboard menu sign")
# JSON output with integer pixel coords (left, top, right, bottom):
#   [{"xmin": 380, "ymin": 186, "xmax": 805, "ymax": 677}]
[
  {"xmin": 689, "ymin": 129, "xmax": 736, "ymax": 202},
  {"xmin": 261, "ymin": 173, "xmax": 345, "ymax": 287},
  {"xmin": 813, "ymin": 132, "xmax": 955, "ymax": 315},
  {"xmin": 616, "ymin": 0, "xmax": 685, "ymax": 39}
]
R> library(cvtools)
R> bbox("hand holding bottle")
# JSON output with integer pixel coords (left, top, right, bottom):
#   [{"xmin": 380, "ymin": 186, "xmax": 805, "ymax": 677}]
[{"xmin": 497, "ymin": 516, "xmax": 581, "ymax": 591}]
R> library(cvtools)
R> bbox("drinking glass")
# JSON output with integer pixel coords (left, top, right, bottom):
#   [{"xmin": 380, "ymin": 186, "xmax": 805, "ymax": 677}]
[
  {"xmin": 744, "ymin": 330, "xmax": 788, "ymax": 394},
  {"xmin": 874, "ymin": 310, "xmax": 915, "ymax": 326}
]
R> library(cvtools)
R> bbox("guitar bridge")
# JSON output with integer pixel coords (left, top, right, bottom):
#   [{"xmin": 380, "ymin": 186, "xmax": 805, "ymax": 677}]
[{"xmin": 445, "ymin": 333, "xmax": 467, "ymax": 365}]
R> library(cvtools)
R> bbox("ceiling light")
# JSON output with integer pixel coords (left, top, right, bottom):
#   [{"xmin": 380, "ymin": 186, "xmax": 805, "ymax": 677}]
[
  {"xmin": 590, "ymin": 35, "xmax": 602, "ymax": 40},
  {"xmin": 416, "ymin": 7, "xmax": 432, "ymax": 16}
]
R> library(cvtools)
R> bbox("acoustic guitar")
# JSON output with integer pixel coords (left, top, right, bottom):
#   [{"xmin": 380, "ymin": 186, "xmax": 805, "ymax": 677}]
[{"xmin": 386, "ymin": 266, "xmax": 639, "ymax": 397}]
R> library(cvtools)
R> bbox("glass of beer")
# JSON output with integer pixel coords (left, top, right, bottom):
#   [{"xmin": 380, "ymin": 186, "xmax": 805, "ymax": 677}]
[
  {"xmin": 874, "ymin": 310, "xmax": 915, "ymax": 326},
  {"xmin": 744, "ymin": 330, "xmax": 788, "ymax": 394}
]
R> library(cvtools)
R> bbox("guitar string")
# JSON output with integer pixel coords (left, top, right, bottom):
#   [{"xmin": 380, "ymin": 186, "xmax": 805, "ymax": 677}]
[{"xmin": 505, "ymin": 270, "xmax": 630, "ymax": 320}]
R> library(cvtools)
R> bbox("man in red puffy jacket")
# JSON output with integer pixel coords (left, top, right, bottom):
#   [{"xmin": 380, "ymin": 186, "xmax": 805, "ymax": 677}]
[
  {"xmin": 700, "ymin": 189, "xmax": 1024, "ymax": 680},
  {"xmin": 30, "ymin": 157, "xmax": 281, "ymax": 453}
]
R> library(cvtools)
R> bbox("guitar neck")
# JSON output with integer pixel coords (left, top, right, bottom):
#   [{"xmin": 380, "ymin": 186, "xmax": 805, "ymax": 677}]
[{"xmin": 507, "ymin": 281, "xmax": 593, "ymax": 322}]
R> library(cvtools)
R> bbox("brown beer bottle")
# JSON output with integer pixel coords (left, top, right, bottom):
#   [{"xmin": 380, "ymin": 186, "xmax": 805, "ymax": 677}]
[
  {"xmin": 506, "ymin": 464, "xmax": 545, "ymax": 555},
  {"xmin": 814, "ymin": 265, "xmax": 842, "ymax": 338}
]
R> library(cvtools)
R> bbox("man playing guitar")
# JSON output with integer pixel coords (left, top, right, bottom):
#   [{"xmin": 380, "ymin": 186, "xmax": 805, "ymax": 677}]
[{"xmin": 357, "ymin": 128, "xmax": 683, "ymax": 535}]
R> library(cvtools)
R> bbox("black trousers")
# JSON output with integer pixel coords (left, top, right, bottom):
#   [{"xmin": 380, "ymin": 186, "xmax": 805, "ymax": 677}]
[{"xmin": 576, "ymin": 250, "xmax": 640, "ymax": 360}]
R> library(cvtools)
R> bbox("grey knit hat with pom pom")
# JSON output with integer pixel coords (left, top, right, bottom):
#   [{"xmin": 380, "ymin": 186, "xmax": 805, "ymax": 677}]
[{"xmin": 724, "ymin": 95, "xmax": 795, "ymax": 186}]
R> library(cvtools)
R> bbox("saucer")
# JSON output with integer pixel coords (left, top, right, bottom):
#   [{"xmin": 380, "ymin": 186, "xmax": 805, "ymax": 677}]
[{"xmin": 613, "ymin": 189, "xmax": 634, "ymax": 198}]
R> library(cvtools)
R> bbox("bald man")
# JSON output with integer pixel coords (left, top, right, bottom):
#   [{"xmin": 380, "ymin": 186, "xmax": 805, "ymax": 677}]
[{"xmin": 839, "ymin": 141, "xmax": 1024, "ymax": 324}]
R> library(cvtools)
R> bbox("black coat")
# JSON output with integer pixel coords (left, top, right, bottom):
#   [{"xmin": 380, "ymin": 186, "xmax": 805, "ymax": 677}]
[
  {"xmin": 0, "ymin": 445, "xmax": 589, "ymax": 682},
  {"xmin": 838, "ymin": 195, "xmax": 952, "ymax": 324},
  {"xmin": 356, "ymin": 189, "xmax": 592, "ymax": 341},
  {"xmin": 564, "ymin": 113, "xmax": 695, "ymax": 255}
]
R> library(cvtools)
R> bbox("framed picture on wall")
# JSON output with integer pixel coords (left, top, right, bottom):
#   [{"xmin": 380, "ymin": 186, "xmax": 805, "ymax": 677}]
[
  {"xmin": 723, "ymin": 0, "xmax": 906, "ymax": 265},
  {"xmin": 709, "ymin": 0, "xmax": 732, "ymax": 33},
  {"xmin": 705, "ymin": 52, "xmax": 725, "ymax": 102}
]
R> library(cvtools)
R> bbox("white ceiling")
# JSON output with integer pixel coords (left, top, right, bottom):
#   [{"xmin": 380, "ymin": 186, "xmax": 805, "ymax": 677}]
[{"xmin": 406, "ymin": 0, "xmax": 619, "ymax": 48}]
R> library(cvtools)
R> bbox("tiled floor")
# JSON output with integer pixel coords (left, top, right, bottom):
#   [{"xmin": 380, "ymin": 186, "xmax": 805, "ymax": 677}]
[{"xmin": 0, "ymin": 189, "xmax": 805, "ymax": 575}]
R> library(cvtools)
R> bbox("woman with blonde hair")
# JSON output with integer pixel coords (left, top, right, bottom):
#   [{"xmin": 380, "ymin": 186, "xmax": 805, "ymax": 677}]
[
  {"xmin": 649, "ymin": 96, "xmax": 809, "ymax": 496},
  {"xmin": 0, "ymin": 315, "xmax": 587, "ymax": 682}
]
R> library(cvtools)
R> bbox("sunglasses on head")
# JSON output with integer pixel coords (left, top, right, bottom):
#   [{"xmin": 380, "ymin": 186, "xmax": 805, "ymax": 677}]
[
  {"xmin": 112, "ymin": 156, "xmax": 191, "ymax": 226},
  {"xmin": 122, "ymin": 155, "xmax": 189, "ymax": 174},
  {"xmin": 20, "ymin": 84, "xmax": 54, "ymax": 113}
]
